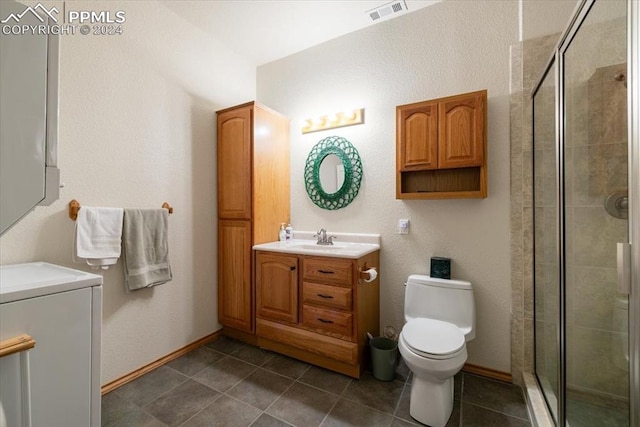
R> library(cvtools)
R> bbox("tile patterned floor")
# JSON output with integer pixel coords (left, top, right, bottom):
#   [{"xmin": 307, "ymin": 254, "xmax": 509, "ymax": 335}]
[{"xmin": 102, "ymin": 337, "xmax": 532, "ymax": 427}]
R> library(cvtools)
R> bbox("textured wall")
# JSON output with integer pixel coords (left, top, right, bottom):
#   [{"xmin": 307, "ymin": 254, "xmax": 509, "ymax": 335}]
[
  {"xmin": 257, "ymin": 1, "xmax": 518, "ymax": 373},
  {"xmin": 0, "ymin": 0, "xmax": 255, "ymax": 383},
  {"xmin": 521, "ymin": 0, "xmax": 579, "ymax": 41}
]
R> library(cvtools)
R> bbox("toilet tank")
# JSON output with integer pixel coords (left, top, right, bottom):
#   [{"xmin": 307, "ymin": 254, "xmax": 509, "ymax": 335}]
[{"xmin": 405, "ymin": 274, "xmax": 476, "ymax": 340}]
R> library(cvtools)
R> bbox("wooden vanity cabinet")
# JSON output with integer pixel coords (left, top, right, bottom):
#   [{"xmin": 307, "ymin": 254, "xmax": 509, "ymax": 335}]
[
  {"xmin": 255, "ymin": 250, "xmax": 380, "ymax": 378},
  {"xmin": 217, "ymin": 102, "xmax": 290, "ymax": 340},
  {"xmin": 396, "ymin": 90, "xmax": 487, "ymax": 199}
]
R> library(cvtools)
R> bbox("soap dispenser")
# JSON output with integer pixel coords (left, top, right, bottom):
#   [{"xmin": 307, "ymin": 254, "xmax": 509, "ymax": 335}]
[
  {"xmin": 279, "ymin": 223, "xmax": 286, "ymax": 241},
  {"xmin": 285, "ymin": 223, "xmax": 293, "ymax": 241}
]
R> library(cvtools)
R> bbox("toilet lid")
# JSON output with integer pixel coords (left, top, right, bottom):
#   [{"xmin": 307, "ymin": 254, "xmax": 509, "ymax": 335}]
[{"xmin": 403, "ymin": 318, "xmax": 465, "ymax": 358}]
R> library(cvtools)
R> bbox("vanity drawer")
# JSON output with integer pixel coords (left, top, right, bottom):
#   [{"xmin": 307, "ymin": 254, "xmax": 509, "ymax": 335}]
[
  {"xmin": 302, "ymin": 282, "xmax": 352, "ymax": 311},
  {"xmin": 302, "ymin": 305, "xmax": 352, "ymax": 340},
  {"xmin": 303, "ymin": 258, "xmax": 353, "ymax": 287}
]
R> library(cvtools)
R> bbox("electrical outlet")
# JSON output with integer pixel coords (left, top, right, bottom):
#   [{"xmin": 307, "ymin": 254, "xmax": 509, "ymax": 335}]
[{"xmin": 398, "ymin": 219, "xmax": 410, "ymax": 234}]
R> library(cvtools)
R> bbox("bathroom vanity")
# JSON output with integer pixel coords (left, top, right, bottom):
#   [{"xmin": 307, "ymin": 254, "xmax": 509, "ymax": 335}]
[{"xmin": 253, "ymin": 234, "xmax": 380, "ymax": 378}]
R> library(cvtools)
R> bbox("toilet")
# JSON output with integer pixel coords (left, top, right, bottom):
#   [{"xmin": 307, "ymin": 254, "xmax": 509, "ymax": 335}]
[{"xmin": 398, "ymin": 275, "xmax": 476, "ymax": 427}]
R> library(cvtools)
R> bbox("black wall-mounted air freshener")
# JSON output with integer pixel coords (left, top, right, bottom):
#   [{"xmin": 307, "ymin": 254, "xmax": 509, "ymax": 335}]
[{"xmin": 430, "ymin": 257, "xmax": 451, "ymax": 279}]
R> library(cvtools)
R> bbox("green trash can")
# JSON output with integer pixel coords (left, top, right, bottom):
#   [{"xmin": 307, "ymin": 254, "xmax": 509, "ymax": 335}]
[{"xmin": 370, "ymin": 336, "xmax": 398, "ymax": 381}]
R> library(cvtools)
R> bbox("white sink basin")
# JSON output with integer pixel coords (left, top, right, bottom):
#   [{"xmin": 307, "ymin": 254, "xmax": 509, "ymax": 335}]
[
  {"xmin": 253, "ymin": 233, "xmax": 380, "ymax": 259},
  {"xmin": 294, "ymin": 243, "xmax": 347, "ymax": 251}
]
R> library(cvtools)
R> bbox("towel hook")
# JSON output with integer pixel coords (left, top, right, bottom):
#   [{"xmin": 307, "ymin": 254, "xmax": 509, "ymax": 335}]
[{"xmin": 68, "ymin": 200, "xmax": 174, "ymax": 221}]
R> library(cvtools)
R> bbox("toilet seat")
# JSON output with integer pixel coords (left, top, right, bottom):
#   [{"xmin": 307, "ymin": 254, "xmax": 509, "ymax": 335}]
[{"xmin": 402, "ymin": 318, "xmax": 465, "ymax": 360}]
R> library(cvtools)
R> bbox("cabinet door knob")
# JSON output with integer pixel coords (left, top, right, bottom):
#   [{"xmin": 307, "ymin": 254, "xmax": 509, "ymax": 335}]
[
  {"xmin": 317, "ymin": 293, "xmax": 334, "ymax": 299},
  {"xmin": 290, "ymin": 266, "xmax": 296, "ymax": 271}
]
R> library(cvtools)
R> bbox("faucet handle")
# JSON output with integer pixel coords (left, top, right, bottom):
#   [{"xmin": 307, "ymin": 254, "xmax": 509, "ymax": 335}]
[{"xmin": 327, "ymin": 235, "xmax": 337, "ymax": 245}]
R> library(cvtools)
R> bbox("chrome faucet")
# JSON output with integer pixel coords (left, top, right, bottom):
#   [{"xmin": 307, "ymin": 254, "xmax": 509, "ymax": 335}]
[{"xmin": 315, "ymin": 228, "xmax": 336, "ymax": 245}]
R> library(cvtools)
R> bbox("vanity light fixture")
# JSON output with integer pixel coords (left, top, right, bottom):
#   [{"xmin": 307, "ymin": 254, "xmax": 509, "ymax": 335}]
[{"xmin": 301, "ymin": 108, "xmax": 365, "ymax": 134}]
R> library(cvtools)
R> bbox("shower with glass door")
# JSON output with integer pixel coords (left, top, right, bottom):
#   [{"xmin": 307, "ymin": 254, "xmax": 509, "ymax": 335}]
[{"xmin": 532, "ymin": 0, "xmax": 639, "ymax": 425}]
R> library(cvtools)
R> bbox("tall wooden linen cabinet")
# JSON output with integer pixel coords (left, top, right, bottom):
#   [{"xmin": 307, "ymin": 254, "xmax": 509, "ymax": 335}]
[{"xmin": 217, "ymin": 101, "xmax": 290, "ymax": 340}]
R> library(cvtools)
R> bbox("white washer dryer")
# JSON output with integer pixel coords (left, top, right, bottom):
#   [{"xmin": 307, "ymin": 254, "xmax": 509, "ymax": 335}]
[{"xmin": 0, "ymin": 262, "xmax": 102, "ymax": 427}]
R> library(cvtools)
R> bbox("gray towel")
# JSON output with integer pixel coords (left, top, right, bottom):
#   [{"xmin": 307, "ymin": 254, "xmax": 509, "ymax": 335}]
[{"xmin": 123, "ymin": 208, "xmax": 172, "ymax": 291}]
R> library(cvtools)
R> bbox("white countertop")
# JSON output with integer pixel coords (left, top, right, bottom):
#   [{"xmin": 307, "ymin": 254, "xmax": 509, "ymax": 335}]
[
  {"xmin": 0, "ymin": 262, "xmax": 103, "ymax": 303},
  {"xmin": 253, "ymin": 231, "xmax": 380, "ymax": 259}
]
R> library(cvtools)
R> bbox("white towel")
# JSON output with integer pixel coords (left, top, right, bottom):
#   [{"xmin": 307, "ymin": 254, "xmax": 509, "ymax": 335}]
[{"xmin": 73, "ymin": 207, "xmax": 124, "ymax": 269}]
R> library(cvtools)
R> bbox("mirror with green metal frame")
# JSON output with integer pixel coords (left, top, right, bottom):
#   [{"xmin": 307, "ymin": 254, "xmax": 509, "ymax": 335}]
[{"xmin": 304, "ymin": 136, "xmax": 362, "ymax": 210}]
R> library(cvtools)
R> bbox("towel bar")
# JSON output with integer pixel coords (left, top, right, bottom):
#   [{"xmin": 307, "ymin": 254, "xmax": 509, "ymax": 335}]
[{"xmin": 68, "ymin": 200, "xmax": 173, "ymax": 221}]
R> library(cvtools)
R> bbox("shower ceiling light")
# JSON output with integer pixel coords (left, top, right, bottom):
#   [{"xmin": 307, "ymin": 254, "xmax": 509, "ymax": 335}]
[{"xmin": 301, "ymin": 108, "xmax": 365, "ymax": 134}]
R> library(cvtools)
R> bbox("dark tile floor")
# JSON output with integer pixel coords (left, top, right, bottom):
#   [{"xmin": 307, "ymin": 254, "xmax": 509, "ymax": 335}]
[{"xmin": 102, "ymin": 336, "xmax": 532, "ymax": 427}]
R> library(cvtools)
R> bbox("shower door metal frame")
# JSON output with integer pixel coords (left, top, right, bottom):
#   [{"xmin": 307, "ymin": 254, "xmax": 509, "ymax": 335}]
[
  {"xmin": 531, "ymin": 0, "xmax": 639, "ymax": 425},
  {"xmin": 531, "ymin": 54, "xmax": 561, "ymax": 423},
  {"xmin": 628, "ymin": 0, "xmax": 639, "ymax": 426}
]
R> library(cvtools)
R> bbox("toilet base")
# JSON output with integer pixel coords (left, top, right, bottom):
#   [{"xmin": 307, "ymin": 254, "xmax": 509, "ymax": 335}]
[{"xmin": 409, "ymin": 375, "xmax": 454, "ymax": 427}]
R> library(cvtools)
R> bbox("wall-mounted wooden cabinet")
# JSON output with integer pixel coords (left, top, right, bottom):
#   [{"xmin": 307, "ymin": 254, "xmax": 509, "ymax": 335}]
[
  {"xmin": 396, "ymin": 90, "xmax": 487, "ymax": 199},
  {"xmin": 217, "ymin": 102, "xmax": 290, "ymax": 340}
]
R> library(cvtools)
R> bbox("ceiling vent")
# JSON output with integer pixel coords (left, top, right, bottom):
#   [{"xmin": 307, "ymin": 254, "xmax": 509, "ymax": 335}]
[{"xmin": 367, "ymin": 0, "xmax": 408, "ymax": 22}]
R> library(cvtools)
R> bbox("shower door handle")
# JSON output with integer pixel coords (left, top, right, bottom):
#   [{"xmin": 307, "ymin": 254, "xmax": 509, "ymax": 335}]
[{"xmin": 617, "ymin": 242, "xmax": 631, "ymax": 295}]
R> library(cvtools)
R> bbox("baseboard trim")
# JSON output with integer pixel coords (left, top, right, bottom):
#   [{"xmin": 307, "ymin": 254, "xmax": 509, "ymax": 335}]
[
  {"xmin": 101, "ymin": 333, "xmax": 512, "ymax": 394},
  {"xmin": 101, "ymin": 330, "xmax": 222, "ymax": 395},
  {"xmin": 463, "ymin": 363, "xmax": 512, "ymax": 383}
]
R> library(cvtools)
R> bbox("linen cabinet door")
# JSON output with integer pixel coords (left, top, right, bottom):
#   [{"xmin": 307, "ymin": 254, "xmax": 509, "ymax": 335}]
[
  {"xmin": 256, "ymin": 252, "xmax": 298, "ymax": 324},
  {"xmin": 218, "ymin": 220, "xmax": 253, "ymax": 332},
  {"xmin": 217, "ymin": 106, "xmax": 252, "ymax": 219}
]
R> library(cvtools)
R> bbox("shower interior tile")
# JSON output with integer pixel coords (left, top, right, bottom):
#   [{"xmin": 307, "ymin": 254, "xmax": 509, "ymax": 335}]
[
  {"xmin": 523, "ymin": 318, "xmax": 534, "ymax": 373},
  {"xmin": 567, "ymin": 326, "xmax": 629, "ymax": 398},
  {"xmin": 572, "ymin": 207, "xmax": 627, "ymax": 268},
  {"xmin": 570, "ymin": 266, "xmax": 619, "ymax": 330}
]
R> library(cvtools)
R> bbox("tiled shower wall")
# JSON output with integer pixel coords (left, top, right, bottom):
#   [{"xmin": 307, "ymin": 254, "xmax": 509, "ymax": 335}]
[
  {"xmin": 510, "ymin": 15, "xmax": 629, "ymax": 404},
  {"xmin": 510, "ymin": 33, "xmax": 558, "ymax": 387}
]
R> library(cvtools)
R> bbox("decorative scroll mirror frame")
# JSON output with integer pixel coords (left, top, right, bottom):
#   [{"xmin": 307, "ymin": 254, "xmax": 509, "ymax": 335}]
[{"xmin": 304, "ymin": 136, "xmax": 362, "ymax": 210}]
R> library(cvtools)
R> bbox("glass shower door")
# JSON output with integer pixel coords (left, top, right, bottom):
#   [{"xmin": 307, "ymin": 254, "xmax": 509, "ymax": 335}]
[
  {"xmin": 533, "ymin": 60, "xmax": 560, "ymax": 423},
  {"xmin": 563, "ymin": 0, "xmax": 629, "ymax": 425}
]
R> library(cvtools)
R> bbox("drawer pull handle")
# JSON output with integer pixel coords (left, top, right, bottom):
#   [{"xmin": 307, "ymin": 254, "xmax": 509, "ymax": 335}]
[
  {"xmin": 318, "ymin": 269, "xmax": 335, "ymax": 274},
  {"xmin": 317, "ymin": 318, "xmax": 334, "ymax": 324},
  {"xmin": 317, "ymin": 293, "xmax": 334, "ymax": 299}
]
